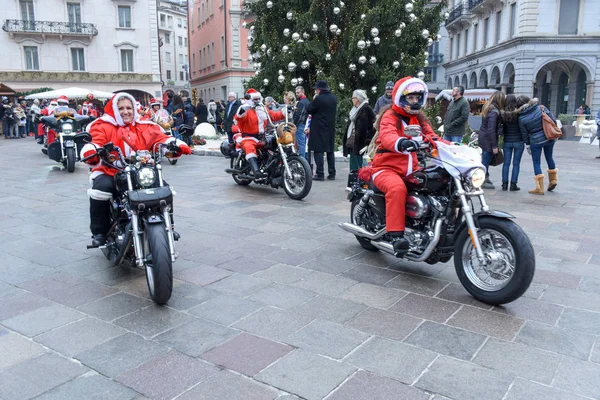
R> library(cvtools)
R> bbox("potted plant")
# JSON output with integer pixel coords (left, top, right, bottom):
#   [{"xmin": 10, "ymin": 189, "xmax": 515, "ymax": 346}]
[{"xmin": 557, "ymin": 114, "xmax": 576, "ymax": 139}]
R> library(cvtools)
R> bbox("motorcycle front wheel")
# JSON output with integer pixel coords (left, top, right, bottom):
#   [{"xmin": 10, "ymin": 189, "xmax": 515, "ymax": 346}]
[
  {"xmin": 145, "ymin": 223, "xmax": 173, "ymax": 304},
  {"xmin": 230, "ymin": 157, "xmax": 252, "ymax": 186},
  {"xmin": 66, "ymin": 147, "xmax": 76, "ymax": 173},
  {"xmin": 282, "ymin": 155, "xmax": 312, "ymax": 200},
  {"xmin": 454, "ymin": 217, "xmax": 535, "ymax": 305}
]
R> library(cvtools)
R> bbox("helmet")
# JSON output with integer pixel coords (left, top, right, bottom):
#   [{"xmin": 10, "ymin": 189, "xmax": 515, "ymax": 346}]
[
  {"xmin": 394, "ymin": 77, "xmax": 428, "ymax": 115},
  {"xmin": 150, "ymin": 98, "xmax": 161, "ymax": 107},
  {"xmin": 57, "ymin": 95, "xmax": 69, "ymax": 105},
  {"xmin": 1, "ymin": 96, "xmax": 8, "ymax": 103},
  {"xmin": 220, "ymin": 139, "xmax": 234, "ymax": 158}
]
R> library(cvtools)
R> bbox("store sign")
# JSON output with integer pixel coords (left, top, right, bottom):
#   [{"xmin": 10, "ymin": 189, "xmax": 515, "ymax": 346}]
[{"xmin": 467, "ymin": 59, "xmax": 479, "ymax": 67}]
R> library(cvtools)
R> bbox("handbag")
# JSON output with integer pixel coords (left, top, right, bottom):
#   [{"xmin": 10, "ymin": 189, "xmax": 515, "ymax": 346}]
[
  {"xmin": 489, "ymin": 149, "xmax": 504, "ymax": 166},
  {"xmin": 346, "ymin": 128, "xmax": 356, "ymax": 149},
  {"xmin": 540, "ymin": 106, "xmax": 562, "ymax": 140}
]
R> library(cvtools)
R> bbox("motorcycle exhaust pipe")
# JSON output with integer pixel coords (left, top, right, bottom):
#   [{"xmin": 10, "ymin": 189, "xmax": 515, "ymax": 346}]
[{"xmin": 338, "ymin": 222, "xmax": 386, "ymax": 240}]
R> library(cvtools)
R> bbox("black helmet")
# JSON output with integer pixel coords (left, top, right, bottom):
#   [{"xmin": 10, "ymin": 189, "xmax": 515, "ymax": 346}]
[{"xmin": 220, "ymin": 139, "xmax": 234, "ymax": 158}]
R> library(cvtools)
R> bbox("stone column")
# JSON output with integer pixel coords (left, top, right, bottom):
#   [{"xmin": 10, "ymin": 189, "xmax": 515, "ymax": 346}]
[
  {"xmin": 567, "ymin": 81, "xmax": 578, "ymax": 115},
  {"xmin": 550, "ymin": 84, "xmax": 560, "ymax": 116},
  {"xmin": 500, "ymin": 84, "xmax": 507, "ymax": 94},
  {"xmin": 585, "ymin": 81, "xmax": 595, "ymax": 112}
]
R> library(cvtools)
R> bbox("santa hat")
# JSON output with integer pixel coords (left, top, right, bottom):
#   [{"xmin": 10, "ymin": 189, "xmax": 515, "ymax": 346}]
[
  {"xmin": 57, "ymin": 95, "xmax": 69, "ymax": 104},
  {"xmin": 246, "ymin": 88, "xmax": 261, "ymax": 100},
  {"xmin": 50, "ymin": 99, "xmax": 58, "ymax": 106},
  {"xmin": 102, "ymin": 92, "xmax": 139, "ymax": 126},
  {"xmin": 150, "ymin": 97, "xmax": 161, "ymax": 106},
  {"xmin": 82, "ymin": 101, "xmax": 89, "ymax": 106}
]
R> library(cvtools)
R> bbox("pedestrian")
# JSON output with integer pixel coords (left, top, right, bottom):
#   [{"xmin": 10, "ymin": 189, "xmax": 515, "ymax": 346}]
[
  {"xmin": 517, "ymin": 95, "xmax": 559, "ymax": 195},
  {"xmin": 343, "ymin": 89, "xmax": 375, "ymax": 172},
  {"xmin": 373, "ymin": 81, "xmax": 394, "ymax": 115},
  {"xmin": 4, "ymin": 103, "xmax": 17, "ymax": 139},
  {"xmin": 443, "ymin": 85, "xmax": 470, "ymax": 143},
  {"xmin": 501, "ymin": 94, "xmax": 527, "ymax": 191},
  {"xmin": 307, "ymin": 80, "xmax": 338, "ymax": 181},
  {"xmin": 15, "ymin": 103, "xmax": 27, "ymax": 138},
  {"xmin": 30, "ymin": 98, "xmax": 42, "ymax": 142},
  {"xmin": 195, "ymin": 98, "xmax": 208, "ymax": 125},
  {"xmin": 0, "ymin": 97, "xmax": 8, "ymax": 137},
  {"xmin": 294, "ymin": 86, "xmax": 310, "ymax": 159},
  {"xmin": 223, "ymin": 92, "xmax": 240, "ymax": 143},
  {"xmin": 215, "ymin": 100, "xmax": 224, "ymax": 134},
  {"xmin": 478, "ymin": 91, "xmax": 505, "ymax": 190},
  {"xmin": 171, "ymin": 95, "xmax": 185, "ymax": 130},
  {"xmin": 596, "ymin": 108, "xmax": 600, "ymax": 158}
]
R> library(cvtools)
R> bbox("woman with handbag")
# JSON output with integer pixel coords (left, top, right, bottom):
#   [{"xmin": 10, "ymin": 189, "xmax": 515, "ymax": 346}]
[
  {"xmin": 343, "ymin": 89, "xmax": 375, "ymax": 172},
  {"xmin": 517, "ymin": 95, "xmax": 558, "ymax": 195},
  {"xmin": 501, "ymin": 94, "xmax": 527, "ymax": 191},
  {"xmin": 478, "ymin": 91, "xmax": 506, "ymax": 189}
]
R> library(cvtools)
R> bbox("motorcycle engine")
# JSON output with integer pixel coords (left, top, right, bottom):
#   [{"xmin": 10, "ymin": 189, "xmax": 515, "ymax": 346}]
[{"xmin": 405, "ymin": 195, "xmax": 430, "ymax": 219}]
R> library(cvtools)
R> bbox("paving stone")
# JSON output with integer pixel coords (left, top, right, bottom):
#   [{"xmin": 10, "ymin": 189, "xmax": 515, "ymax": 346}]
[
  {"xmin": 447, "ymin": 306, "xmax": 524, "ymax": 340},
  {"xmin": 515, "ymin": 321, "xmax": 595, "ymax": 360},
  {"xmin": 559, "ymin": 261, "xmax": 600, "ymax": 279},
  {"xmin": 189, "ymin": 294, "xmax": 263, "ymax": 325},
  {"xmin": 1, "ymin": 303, "xmax": 85, "ymax": 337},
  {"xmin": 415, "ymin": 356, "xmax": 513, "ymax": 400},
  {"xmin": 553, "ymin": 356, "xmax": 600, "ymax": 399},
  {"xmin": 492, "ymin": 297, "xmax": 564, "ymax": 325},
  {"xmin": 557, "ymin": 307, "xmax": 600, "ymax": 335},
  {"xmin": 0, "ymin": 352, "xmax": 88, "ymax": 400},
  {"xmin": 85, "ymin": 266, "xmax": 146, "ymax": 286},
  {"xmin": 155, "ymin": 318, "xmax": 238, "ymax": 357},
  {"xmin": 435, "ymin": 283, "xmax": 493, "ymax": 309},
  {"xmin": 522, "ymin": 282, "xmax": 548, "ymax": 300},
  {"xmin": 389, "ymin": 293, "xmax": 462, "ymax": 322},
  {"xmin": 263, "ymin": 249, "xmax": 317, "ymax": 267},
  {"xmin": 578, "ymin": 276, "xmax": 600, "ymax": 294},
  {"xmin": 161, "ymin": 294, "xmax": 205, "ymax": 311},
  {"xmin": 248, "ymin": 283, "xmax": 318, "ymax": 310},
  {"xmin": 206, "ymin": 273, "xmax": 272, "ymax": 297},
  {"xmin": 253, "ymin": 263, "xmax": 313, "ymax": 284},
  {"xmin": 341, "ymin": 264, "xmax": 399, "ymax": 286},
  {"xmin": 327, "ymin": 370, "xmax": 429, "ymax": 400},
  {"xmin": 232, "ymin": 307, "xmax": 313, "ymax": 341},
  {"xmin": 41, "ymin": 280, "xmax": 119, "ymax": 308},
  {"xmin": 77, "ymin": 292, "xmax": 152, "ymax": 321},
  {"xmin": 0, "ymin": 262, "xmax": 58, "ymax": 285},
  {"xmin": 338, "ymin": 282, "xmax": 407, "ymax": 309},
  {"xmin": 404, "ymin": 321, "xmax": 486, "ymax": 360},
  {"xmin": 172, "ymin": 282, "xmax": 221, "ymax": 302},
  {"xmin": 505, "ymin": 378, "xmax": 589, "ymax": 400},
  {"xmin": 291, "ymin": 270, "xmax": 358, "ymax": 296},
  {"xmin": 17, "ymin": 273, "xmax": 86, "ymax": 295},
  {"xmin": 35, "ymin": 317, "xmax": 127, "ymax": 357},
  {"xmin": 201, "ymin": 333, "xmax": 293, "ymax": 377},
  {"xmin": 0, "ymin": 281, "xmax": 19, "ymax": 298},
  {"xmin": 184, "ymin": 249, "xmax": 243, "ymax": 266},
  {"xmin": 345, "ymin": 336, "xmax": 437, "ymax": 384},
  {"xmin": 299, "ymin": 255, "xmax": 356, "ymax": 275},
  {"xmin": 593, "ymin": 339, "xmax": 600, "ymax": 364},
  {"xmin": 533, "ymin": 270, "xmax": 582, "ymax": 289},
  {"xmin": 219, "ymin": 256, "xmax": 277, "ymax": 274},
  {"xmin": 74, "ymin": 333, "xmax": 168, "ymax": 378},
  {"xmin": 35, "ymin": 372, "xmax": 139, "ymax": 400},
  {"xmin": 0, "ymin": 291, "xmax": 53, "ymax": 320},
  {"xmin": 116, "ymin": 350, "xmax": 219, "ymax": 400},
  {"xmin": 113, "ymin": 305, "xmax": 194, "ymax": 339},
  {"xmin": 385, "ymin": 272, "xmax": 449, "ymax": 296},
  {"xmin": 175, "ymin": 264, "xmax": 232, "ymax": 286},
  {"xmin": 4, "ymin": 240, "xmax": 91, "ymax": 268},
  {"xmin": 256, "ymin": 350, "xmax": 356, "ymax": 400},
  {"xmin": 284, "ymin": 320, "xmax": 369, "ymax": 359},
  {"xmin": 344, "ymin": 307, "xmax": 422, "ymax": 341},
  {"xmin": 293, "ymin": 295, "xmax": 367, "ymax": 324},
  {"xmin": 473, "ymin": 339, "xmax": 562, "ymax": 384},
  {"xmin": 0, "ymin": 331, "xmax": 46, "ymax": 369},
  {"xmin": 177, "ymin": 370, "xmax": 279, "ymax": 400}
]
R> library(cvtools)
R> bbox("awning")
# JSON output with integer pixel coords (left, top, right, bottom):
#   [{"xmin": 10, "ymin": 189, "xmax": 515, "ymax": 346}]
[
  {"xmin": 25, "ymin": 87, "xmax": 115, "ymax": 100},
  {"xmin": 0, "ymin": 83, "xmax": 16, "ymax": 96},
  {"xmin": 435, "ymin": 89, "xmax": 498, "ymax": 102}
]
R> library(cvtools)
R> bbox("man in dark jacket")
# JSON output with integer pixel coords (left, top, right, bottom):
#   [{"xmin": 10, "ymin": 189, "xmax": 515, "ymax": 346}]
[
  {"xmin": 294, "ymin": 86, "xmax": 310, "ymax": 159},
  {"xmin": 223, "ymin": 92, "xmax": 240, "ymax": 143},
  {"xmin": 443, "ymin": 86, "xmax": 469, "ymax": 143},
  {"xmin": 307, "ymin": 80, "xmax": 338, "ymax": 181},
  {"xmin": 373, "ymin": 81, "xmax": 394, "ymax": 115},
  {"xmin": 195, "ymin": 98, "xmax": 208, "ymax": 125}
]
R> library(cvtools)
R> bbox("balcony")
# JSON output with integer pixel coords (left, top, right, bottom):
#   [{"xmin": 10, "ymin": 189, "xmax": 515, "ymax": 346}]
[
  {"xmin": 445, "ymin": 4, "xmax": 471, "ymax": 32},
  {"xmin": 467, "ymin": 0, "xmax": 499, "ymax": 14},
  {"xmin": 428, "ymin": 53, "xmax": 444, "ymax": 64},
  {"xmin": 2, "ymin": 19, "xmax": 98, "ymax": 38}
]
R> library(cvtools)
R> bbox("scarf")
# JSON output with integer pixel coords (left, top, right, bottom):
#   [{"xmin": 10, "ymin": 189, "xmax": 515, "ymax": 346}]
[{"xmin": 347, "ymin": 100, "xmax": 368, "ymax": 138}]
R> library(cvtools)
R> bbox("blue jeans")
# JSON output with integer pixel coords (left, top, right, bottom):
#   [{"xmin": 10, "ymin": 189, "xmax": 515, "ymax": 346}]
[
  {"xmin": 444, "ymin": 134, "xmax": 463, "ymax": 144},
  {"xmin": 530, "ymin": 140, "xmax": 556, "ymax": 175},
  {"xmin": 502, "ymin": 142, "xmax": 524, "ymax": 183},
  {"xmin": 481, "ymin": 151, "xmax": 494, "ymax": 174},
  {"xmin": 295, "ymin": 124, "xmax": 306, "ymax": 159}
]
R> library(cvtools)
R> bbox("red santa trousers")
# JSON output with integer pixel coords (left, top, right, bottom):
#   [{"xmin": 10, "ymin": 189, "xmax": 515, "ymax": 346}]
[{"xmin": 373, "ymin": 169, "xmax": 408, "ymax": 232}]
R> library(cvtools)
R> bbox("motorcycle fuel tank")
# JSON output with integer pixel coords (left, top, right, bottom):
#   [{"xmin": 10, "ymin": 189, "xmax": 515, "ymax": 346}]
[
  {"xmin": 406, "ymin": 194, "xmax": 430, "ymax": 219},
  {"xmin": 403, "ymin": 166, "xmax": 451, "ymax": 193}
]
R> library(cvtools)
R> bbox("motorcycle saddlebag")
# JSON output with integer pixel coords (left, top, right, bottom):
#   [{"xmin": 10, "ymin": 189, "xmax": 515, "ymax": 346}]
[
  {"xmin": 128, "ymin": 186, "xmax": 173, "ymax": 209},
  {"xmin": 47, "ymin": 142, "xmax": 63, "ymax": 163}
]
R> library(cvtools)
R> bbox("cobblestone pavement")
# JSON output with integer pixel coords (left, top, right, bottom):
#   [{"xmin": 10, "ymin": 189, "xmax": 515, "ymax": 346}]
[{"xmin": 1, "ymin": 137, "xmax": 599, "ymax": 400}]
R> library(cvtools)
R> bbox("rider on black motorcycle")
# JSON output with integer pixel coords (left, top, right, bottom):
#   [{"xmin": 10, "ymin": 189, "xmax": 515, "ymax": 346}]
[
  {"xmin": 81, "ymin": 93, "xmax": 192, "ymax": 247},
  {"xmin": 370, "ymin": 77, "xmax": 447, "ymax": 257}
]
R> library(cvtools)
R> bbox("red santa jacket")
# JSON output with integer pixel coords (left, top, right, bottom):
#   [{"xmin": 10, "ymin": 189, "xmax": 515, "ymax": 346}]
[{"xmin": 234, "ymin": 105, "xmax": 284, "ymax": 136}]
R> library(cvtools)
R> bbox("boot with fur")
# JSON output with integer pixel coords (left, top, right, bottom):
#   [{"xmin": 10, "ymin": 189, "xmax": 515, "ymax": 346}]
[
  {"xmin": 528, "ymin": 174, "xmax": 545, "ymax": 195},
  {"xmin": 547, "ymin": 168, "xmax": 558, "ymax": 191}
]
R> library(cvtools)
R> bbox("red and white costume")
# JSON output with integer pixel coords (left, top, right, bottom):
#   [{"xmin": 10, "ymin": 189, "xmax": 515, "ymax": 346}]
[
  {"xmin": 233, "ymin": 89, "xmax": 285, "ymax": 160},
  {"xmin": 39, "ymin": 100, "xmax": 58, "ymax": 143},
  {"xmin": 371, "ymin": 77, "xmax": 444, "ymax": 232}
]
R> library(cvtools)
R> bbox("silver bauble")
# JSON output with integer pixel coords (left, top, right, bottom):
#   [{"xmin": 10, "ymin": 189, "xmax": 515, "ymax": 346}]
[
  {"xmin": 329, "ymin": 24, "xmax": 338, "ymax": 33},
  {"xmin": 373, "ymin": 37, "xmax": 380, "ymax": 45},
  {"xmin": 399, "ymin": 22, "xmax": 406, "ymax": 29},
  {"xmin": 312, "ymin": 24, "xmax": 318, "ymax": 32},
  {"xmin": 266, "ymin": 1, "xmax": 273, "ymax": 8},
  {"xmin": 260, "ymin": 44, "xmax": 267, "ymax": 51},
  {"xmin": 357, "ymin": 40, "xmax": 366, "ymax": 50},
  {"xmin": 358, "ymin": 55, "xmax": 367, "ymax": 64},
  {"xmin": 409, "ymin": 13, "xmax": 417, "ymax": 22},
  {"xmin": 395, "ymin": 29, "xmax": 402, "ymax": 37},
  {"xmin": 405, "ymin": 2, "xmax": 413, "ymax": 12},
  {"xmin": 421, "ymin": 29, "xmax": 430, "ymax": 39},
  {"xmin": 286, "ymin": 11, "xmax": 293, "ymax": 20},
  {"xmin": 250, "ymin": 25, "xmax": 255, "ymax": 31},
  {"xmin": 255, "ymin": 71, "xmax": 260, "ymax": 76},
  {"xmin": 370, "ymin": 27, "xmax": 379, "ymax": 37},
  {"xmin": 325, "ymin": 53, "xmax": 332, "ymax": 61},
  {"xmin": 371, "ymin": 86, "xmax": 378, "ymax": 93},
  {"xmin": 436, "ymin": 34, "xmax": 442, "ymax": 41},
  {"xmin": 287, "ymin": 61, "xmax": 296, "ymax": 72},
  {"xmin": 349, "ymin": 63, "xmax": 357, "ymax": 71},
  {"xmin": 301, "ymin": 60, "xmax": 310, "ymax": 69},
  {"xmin": 253, "ymin": 62, "xmax": 259, "ymax": 69},
  {"xmin": 444, "ymin": 12, "xmax": 450, "ymax": 19},
  {"xmin": 297, "ymin": 38, "xmax": 304, "ymax": 43},
  {"xmin": 317, "ymin": 69, "xmax": 323, "ymax": 75},
  {"xmin": 278, "ymin": 69, "xmax": 283, "ymax": 74},
  {"xmin": 393, "ymin": 60, "xmax": 400, "ymax": 69},
  {"xmin": 417, "ymin": 71, "xmax": 425, "ymax": 79},
  {"xmin": 283, "ymin": 28, "xmax": 290, "ymax": 36},
  {"xmin": 340, "ymin": 1, "xmax": 345, "ymax": 7},
  {"xmin": 278, "ymin": 75, "xmax": 285, "ymax": 83},
  {"xmin": 333, "ymin": 7, "xmax": 340, "ymax": 14},
  {"xmin": 292, "ymin": 32, "xmax": 300, "ymax": 41},
  {"xmin": 256, "ymin": 62, "xmax": 262, "ymax": 69},
  {"xmin": 400, "ymin": 52, "xmax": 405, "ymax": 59},
  {"xmin": 282, "ymin": 45, "xmax": 289, "ymax": 53},
  {"xmin": 423, "ymin": 60, "xmax": 429, "ymax": 67},
  {"xmin": 291, "ymin": 78, "xmax": 298, "ymax": 86},
  {"xmin": 435, "ymin": 116, "xmax": 442, "ymax": 124},
  {"xmin": 335, "ymin": 29, "xmax": 341, "ymax": 35},
  {"xmin": 297, "ymin": 77, "xmax": 304, "ymax": 84},
  {"xmin": 263, "ymin": 79, "xmax": 269, "ymax": 85},
  {"xmin": 365, "ymin": 40, "xmax": 371, "ymax": 47},
  {"xmin": 360, "ymin": 14, "xmax": 366, "ymax": 20},
  {"xmin": 359, "ymin": 70, "xmax": 366, "ymax": 78},
  {"xmin": 339, "ymin": 83, "xmax": 345, "ymax": 90},
  {"xmin": 303, "ymin": 32, "xmax": 310, "ymax": 39},
  {"xmin": 424, "ymin": 51, "xmax": 429, "ymax": 58},
  {"xmin": 427, "ymin": 38, "xmax": 434, "ymax": 46},
  {"xmin": 248, "ymin": 35, "xmax": 254, "ymax": 44},
  {"xmin": 369, "ymin": 56, "xmax": 376, "ymax": 64},
  {"xmin": 242, "ymin": 22, "xmax": 247, "ymax": 28}
]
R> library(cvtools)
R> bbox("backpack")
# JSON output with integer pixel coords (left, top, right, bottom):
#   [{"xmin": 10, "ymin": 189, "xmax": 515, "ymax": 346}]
[{"xmin": 540, "ymin": 106, "xmax": 562, "ymax": 140}]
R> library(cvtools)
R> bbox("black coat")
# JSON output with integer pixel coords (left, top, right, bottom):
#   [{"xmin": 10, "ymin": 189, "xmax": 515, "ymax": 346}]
[
  {"xmin": 478, "ymin": 107, "xmax": 500, "ymax": 153},
  {"xmin": 307, "ymin": 91, "xmax": 338, "ymax": 152},
  {"xmin": 502, "ymin": 110, "xmax": 526, "ymax": 143},
  {"xmin": 343, "ymin": 104, "xmax": 375, "ymax": 157},
  {"xmin": 195, "ymin": 103, "xmax": 208, "ymax": 124},
  {"xmin": 293, "ymin": 97, "xmax": 310, "ymax": 126},
  {"xmin": 223, "ymin": 100, "xmax": 240, "ymax": 133}
]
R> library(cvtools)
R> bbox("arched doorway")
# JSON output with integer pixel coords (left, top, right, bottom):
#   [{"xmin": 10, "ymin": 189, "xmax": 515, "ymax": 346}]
[
  {"xmin": 454, "ymin": 76, "xmax": 460, "ymax": 88},
  {"xmin": 534, "ymin": 59, "xmax": 591, "ymax": 116},
  {"xmin": 502, "ymin": 63, "xmax": 515, "ymax": 94},
  {"xmin": 447, "ymin": 78, "xmax": 453, "ymax": 89},
  {"xmin": 479, "ymin": 69, "xmax": 488, "ymax": 88},
  {"xmin": 469, "ymin": 72, "xmax": 477, "ymax": 90},
  {"xmin": 557, "ymin": 72, "xmax": 569, "ymax": 114},
  {"xmin": 575, "ymin": 70, "xmax": 587, "ymax": 109},
  {"xmin": 461, "ymin": 74, "xmax": 468, "ymax": 89},
  {"xmin": 490, "ymin": 66, "xmax": 501, "ymax": 90}
]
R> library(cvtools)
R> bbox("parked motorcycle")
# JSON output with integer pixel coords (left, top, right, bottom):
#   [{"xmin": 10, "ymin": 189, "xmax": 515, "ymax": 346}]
[
  {"xmin": 339, "ymin": 136, "xmax": 535, "ymax": 305},
  {"xmin": 222, "ymin": 105, "xmax": 312, "ymax": 200},
  {"xmin": 40, "ymin": 110, "xmax": 91, "ymax": 172},
  {"xmin": 84, "ymin": 141, "xmax": 182, "ymax": 304}
]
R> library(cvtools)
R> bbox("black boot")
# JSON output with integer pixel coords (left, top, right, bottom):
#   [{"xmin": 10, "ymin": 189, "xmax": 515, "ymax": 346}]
[
  {"xmin": 501, "ymin": 182, "xmax": 508, "ymax": 191},
  {"xmin": 389, "ymin": 232, "xmax": 409, "ymax": 258},
  {"xmin": 510, "ymin": 182, "xmax": 520, "ymax": 191},
  {"xmin": 90, "ymin": 199, "xmax": 111, "ymax": 246},
  {"xmin": 247, "ymin": 157, "xmax": 264, "ymax": 179}
]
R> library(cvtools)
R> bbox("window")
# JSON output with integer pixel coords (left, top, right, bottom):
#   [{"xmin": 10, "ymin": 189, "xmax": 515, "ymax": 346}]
[
  {"xmin": 71, "ymin": 48, "xmax": 85, "ymax": 71},
  {"xmin": 457, "ymin": 33, "xmax": 461, "ymax": 59},
  {"xmin": 24, "ymin": 46, "xmax": 39, "ymax": 70},
  {"xmin": 118, "ymin": 5, "xmax": 131, "ymax": 28},
  {"xmin": 192, "ymin": 53, "xmax": 196, "ymax": 71},
  {"xmin": 165, "ymin": 52, "xmax": 171, "ymax": 63},
  {"xmin": 207, "ymin": 46, "xmax": 211, "ymax": 67},
  {"xmin": 197, "ymin": 7, "xmax": 200, "ymax": 26},
  {"xmin": 209, "ymin": 0, "xmax": 214, "ymax": 15},
  {"xmin": 211, "ymin": 42, "xmax": 215, "ymax": 65},
  {"xmin": 483, "ymin": 17, "xmax": 489, "ymax": 48},
  {"xmin": 201, "ymin": 3, "xmax": 204, "ymax": 21},
  {"xmin": 20, "ymin": 0, "xmax": 35, "ymax": 30},
  {"xmin": 199, "ymin": 50, "xmax": 202, "ymax": 70},
  {"xmin": 473, "ymin": 23, "xmax": 478, "ymax": 50},
  {"xmin": 177, "ymin": 18, "xmax": 182, "ymax": 28},
  {"xmin": 164, "ymin": 33, "xmax": 170, "ymax": 44},
  {"xmin": 121, "ymin": 49, "xmax": 133, "ymax": 72},
  {"xmin": 184, "ymin": 37, "xmax": 187, "ymax": 47},
  {"xmin": 178, "ymin": 36, "xmax": 183, "ymax": 46},
  {"xmin": 424, "ymin": 67, "xmax": 437, "ymax": 82},
  {"xmin": 558, "ymin": 0, "xmax": 579, "ymax": 34},
  {"xmin": 495, "ymin": 11, "xmax": 502, "ymax": 44},
  {"xmin": 167, "ymin": 16, "xmax": 173, "ymax": 28},
  {"xmin": 67, "ymin": 3, "xmax": 81, "ymax": 32},
  {"xmin": 167, "ymin": 70, "xmax": 171, "ymax": 79},
  {"xmin": 449, "ymin": 37, "xmax": 453, "ymax": 61},
  {"xmin": 160, "ymin": 14, "xmax": 166, "ymax": 28},
  {"xmin": 179, "ymin": 71, "xmax": 184, "ymax": 80},
  {"xmin": 179, "ymin": 54, "xmax": 183, "ymax": 64},
  {"xmin": 464, "ymin": 28, "xmax": 469, "ymax": 55},
  {"xmin": 220, "ymin": 36, "xmax": 225, "ymax": 61},
  {"xmin": 509, "ymin": 3, "xmax": 517, "ymax": 38}
]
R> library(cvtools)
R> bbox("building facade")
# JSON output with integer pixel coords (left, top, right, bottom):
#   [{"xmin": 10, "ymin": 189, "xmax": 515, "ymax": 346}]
[
  {"xmin": 443, "ymin": 0, "xmax": 600, "ymax": 116},
  {"xmin": 188, "ymin": 0, "xmax": 254, "ymax": 102},
  {"xmin": 0, "ymin": 0, "xmax": 162, "ymax": 102},
  {"xmin": 157, "ymin": 0, "xmax": 190, "ymax": 98}
]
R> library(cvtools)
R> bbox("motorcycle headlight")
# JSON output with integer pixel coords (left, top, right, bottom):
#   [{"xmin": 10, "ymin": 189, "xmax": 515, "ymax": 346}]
[
  {"xmin": 137, "ymin": 167, "xmax": 156, "ymax": 188},
  {"xmin": 62, "ymin": 123, "xmax": 73, "ymax": 134},
  {"xmin": 467, "ymin": 168, "xmax": 486, "ymax": 189}
]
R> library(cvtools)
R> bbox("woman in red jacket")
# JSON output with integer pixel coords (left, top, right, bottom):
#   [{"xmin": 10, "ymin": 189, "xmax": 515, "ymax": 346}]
[
  {"xmin": 371, "ymin": 77, "xmax": 444, "ymax": 256},
  {"xmin": 81, "ymin": 92, "xmax": 191, "ymax": 246}
]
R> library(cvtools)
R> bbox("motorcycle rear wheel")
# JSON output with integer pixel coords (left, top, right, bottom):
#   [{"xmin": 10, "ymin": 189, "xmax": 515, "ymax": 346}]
[
  {"xmin": 282, "ymin": 155, "xmax": 312, "ymax": 200},
  {"xmin": 454, "ymin": 217, "xmax": 534, "ymax": 305},
  {"xmin": 66, "ymin": 147, "xmax": 76, "ymax": 173},
  {"xmin": 145, "ymin": 223, "xmax": 173, "ymax": 304},
  {"xmin": 230, "ymin": 157, "xmax": 252, "ymax": 186},
  {"xmin": 350, "ymin": 199, "xmax": 379, "ymax": 252}
]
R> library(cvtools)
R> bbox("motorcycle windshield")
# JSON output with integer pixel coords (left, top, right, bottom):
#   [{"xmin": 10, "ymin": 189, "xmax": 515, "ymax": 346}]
[{"xmin": 430, "ymin": 141, "xmax": 485, "ymax": 178}]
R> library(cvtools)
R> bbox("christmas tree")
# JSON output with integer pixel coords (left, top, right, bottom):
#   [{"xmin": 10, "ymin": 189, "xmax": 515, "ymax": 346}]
[{"xmin": 243, "ymin": 0, "xmax": 446, "ymax": 136}]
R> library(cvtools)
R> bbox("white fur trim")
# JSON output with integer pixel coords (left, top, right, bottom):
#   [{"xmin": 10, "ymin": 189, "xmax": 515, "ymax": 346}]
[
  {"xmin": 81, "ymin": 143, "xmax": 101, "ymax": 167},
  {"xmin": 87, "ymin": 188, "xmax": 113, "ymax": 201},
  {"xmin": 406, "ymin": 153, "xmax": 413, "ymax": 175},
  {"xmin": 394, "ymin": 138, "xmax": 403, "ymax": 154},
  {"xmin": 245, "ymin": 153, "xmax": 257, "ymax": 160},
  {"xmin": 240, "ymin": 137, "xmax": 259, "ymax": 143},
  {"xmin": 394, "ymin": 78, "xmax": 428, "ymax": 110}
]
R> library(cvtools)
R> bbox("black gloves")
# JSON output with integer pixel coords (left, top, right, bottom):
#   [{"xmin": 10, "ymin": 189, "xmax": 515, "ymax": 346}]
[{"xmin": 397, "ymin": 139, "xmax": 419, "ymax": 152}]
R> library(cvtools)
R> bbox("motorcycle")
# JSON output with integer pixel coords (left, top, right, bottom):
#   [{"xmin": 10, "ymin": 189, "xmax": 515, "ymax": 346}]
[
  {"xmin": 339, "ymin": 134, "xmax": 535, "ymax": 305},
  {"xmin": 222, "ymin": 104, "xmax": 312, "ymax": 200},
  {"xmin": 84, "ymin": 141, "xmax": 182, "ymax": 304},
  {"xmin": 40, "ymin": 110, "xmax": 91, "ymax": 172}
]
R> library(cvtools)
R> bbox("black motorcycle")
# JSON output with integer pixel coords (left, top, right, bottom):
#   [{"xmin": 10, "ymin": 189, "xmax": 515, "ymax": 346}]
[
  {"xmin": 40, "ymin": 110, "xmax": 91, "ymax": 172},
  {"xmin": 339, "ymin": 137, "xmax": 535, "ymax": 305},
  {"xmin": 222, "ymin": 105, "xmax": 312, "ymax": 200},
  {"xmin": 84, "ymin": 142, "xmax": 182, "ymax": 304}
]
